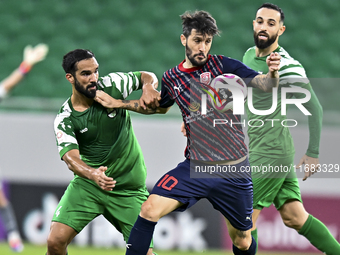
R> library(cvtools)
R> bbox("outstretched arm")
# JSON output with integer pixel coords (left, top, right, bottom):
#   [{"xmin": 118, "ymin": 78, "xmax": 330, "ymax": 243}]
[
  {"xmin": 0, "ymin": 44, "xmax": 49, "ymax": 98},
  {"xmin": 95, "ymin": 90, "xmax": 170, "ymax": 114},
  {"xmin": 249, "ymin": 52, "xmax": 281, "ymax": 92},
  {"xmin": 62, "ymin": 149, "xmax": 116, "ymax": 191}
]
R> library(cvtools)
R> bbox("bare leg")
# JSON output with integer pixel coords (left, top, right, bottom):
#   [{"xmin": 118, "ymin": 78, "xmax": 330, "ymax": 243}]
[{"xmin": 46, "ymin": 222, "xmax": 78, "ymax": 255}]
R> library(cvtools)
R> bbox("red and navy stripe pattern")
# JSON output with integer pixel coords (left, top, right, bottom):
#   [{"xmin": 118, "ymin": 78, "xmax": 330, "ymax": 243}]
[{"xmin": 160, "ymin": 54, "xmax": 258, "ymax": 161}]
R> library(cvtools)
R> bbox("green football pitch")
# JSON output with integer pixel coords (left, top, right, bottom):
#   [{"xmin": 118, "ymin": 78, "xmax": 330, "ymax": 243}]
[{"xmin": 0, "ymin": 242, "xmax": 315, "ymax": 255}]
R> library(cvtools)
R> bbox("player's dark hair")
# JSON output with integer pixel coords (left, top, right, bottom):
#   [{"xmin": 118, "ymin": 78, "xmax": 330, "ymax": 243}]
[
  {"xmin": 258, "ymin": 3, "xmax": 285, "ymax": 23},
  {"xmin": 62, "ymin": 49, "xmax": 95, "ymax": 75},
  {"xmin": 180, "ymin": 10, "xmax": 220, "ymax": 38}
]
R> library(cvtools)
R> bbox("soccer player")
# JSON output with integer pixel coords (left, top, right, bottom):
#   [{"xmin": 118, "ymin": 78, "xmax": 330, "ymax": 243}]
[
  {"xmin": 47, "ymin": 49, "xmax": 161, "ymax": 255},
  {"xmin": 243, "ymin": 3, "xmax": 340, "ymax": 254},
  {"xmin": 95, "ymin": 10, "xmax": 281, "ymax": 255},
  {"xmin": 0, "ymin": 43, "xmax": 48, "ymax": 252},
  {"xmin": 0, "ymin": 43, "xmax": 48, "ymax": 253}
]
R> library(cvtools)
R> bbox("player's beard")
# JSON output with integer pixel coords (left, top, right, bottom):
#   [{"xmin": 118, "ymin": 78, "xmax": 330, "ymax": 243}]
[
  {"xmin": 185, "ymin": 44, "xmax": 209, "ymax": 67},
  {"xmin": 254, "ymin": 30, "xmax": 278, "ymax": 49},
  {"xmin": 74, "ymin": 78, "xmax": 98, "ymax": 99}
]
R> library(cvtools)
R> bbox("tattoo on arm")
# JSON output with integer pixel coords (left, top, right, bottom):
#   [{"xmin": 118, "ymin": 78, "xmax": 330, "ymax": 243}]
[
  {"xmin": 122, "ymin": 100, "xmax": 156, "ymax": 114},
  {"xmin": 250, "ymin": 74, "xmax": 270, "ymax": 92},
  {"xmin": 250, "ymin": 73, "xmax": 278, "ymax": 92}
]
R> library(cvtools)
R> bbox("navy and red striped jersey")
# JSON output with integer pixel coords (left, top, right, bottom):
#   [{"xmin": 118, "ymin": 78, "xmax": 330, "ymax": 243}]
[{"xmin": 160, "ymin": 54, "xmax": 258, "ymax": 161}]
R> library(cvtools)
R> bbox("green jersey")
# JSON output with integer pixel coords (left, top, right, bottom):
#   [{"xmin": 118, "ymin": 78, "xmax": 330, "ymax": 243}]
[
  {"xmin": 54, "ymin": 71, "xmax": 147, "ymax": 191},
  {"xmin": 243, "ymin": 46, "xmax": 322, "ymax": 158}
]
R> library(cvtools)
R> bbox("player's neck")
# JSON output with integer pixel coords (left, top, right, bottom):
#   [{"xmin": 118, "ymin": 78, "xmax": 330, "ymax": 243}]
[
  {"xmin": 71, "ymin": 93, "xmax": 93, "ymax": 112},
  {"xmin": 256, "ymin": 42, "xmax": 279, "ymax": 58},
  {"xmin": 182, "ymin": 58, "xmax": 194, "ymax": 69}
]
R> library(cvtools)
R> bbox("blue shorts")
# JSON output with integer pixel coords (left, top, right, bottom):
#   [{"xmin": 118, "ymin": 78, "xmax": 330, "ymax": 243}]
[{"xmin": 151, "ymin": 158, "xmax": 253, "ymax": 231}]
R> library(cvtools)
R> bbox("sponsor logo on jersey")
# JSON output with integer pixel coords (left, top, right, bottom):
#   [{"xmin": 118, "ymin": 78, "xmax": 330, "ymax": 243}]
[
  {"xmin": 107, "ymin": 108, "xmax": 117, "ymax": 118},
  {"xmin": 56, "ymin": 131, "xmax": 63, "ymax": 139},
  {"xmin": 174, "ymin": 84, "xmax": 183, "ymax": 93},
  {"xmin": 200, "ymin": 72, "xmax": 211, "ymax": 85},
  {"xmin": 188, "ymin": 101, "xmax": 200, "ymax": 112},
  {"xmin": 80, "ymin": 128, "xmax": 88, "ymax": 133}
]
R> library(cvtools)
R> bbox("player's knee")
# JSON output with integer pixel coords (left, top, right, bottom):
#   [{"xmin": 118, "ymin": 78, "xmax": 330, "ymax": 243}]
[
  {"xmin": 140, "ymin": 199, "xmax": 161, "ymax": 222},
  {"xmin": 47, "ymin": 233, "xmax": 67, "ymax": 254},
  {"xmin": 233, "ymin": 237, "xmax": 252, "ymax": 251},
  {"xmin": 282, "ymin": 214, "xmax": 305, "ymax": 230}
]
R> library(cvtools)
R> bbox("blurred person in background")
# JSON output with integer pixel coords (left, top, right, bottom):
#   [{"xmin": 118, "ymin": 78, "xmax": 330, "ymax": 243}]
[
  {"xmin": 0, "ymin": 43, "xmax": 49, "ymax": 252},
  {"xmin": 242, "ymin": 3, "xmax": 340, "ymax": 254}
]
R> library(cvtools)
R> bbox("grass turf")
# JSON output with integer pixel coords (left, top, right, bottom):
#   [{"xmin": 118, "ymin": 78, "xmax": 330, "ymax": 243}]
[{"xmin": 0, "ymin": 242, "xmax": 315, "ymax": 255}]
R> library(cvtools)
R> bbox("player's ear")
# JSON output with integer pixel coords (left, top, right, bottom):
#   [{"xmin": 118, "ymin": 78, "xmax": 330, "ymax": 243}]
[
  {"xmin": 65, "ymin": 73, "xmax": 74, "ymax": 84},
  {"xmin": 180, "ymin": 34, "xmax": 186, "ymax": 47},
  {"xmin": 278, "ymin": 24, "xmax": 286, "ymax": 36}
]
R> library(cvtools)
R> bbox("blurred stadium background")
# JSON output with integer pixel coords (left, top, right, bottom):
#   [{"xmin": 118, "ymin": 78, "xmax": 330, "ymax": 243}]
[{"xmin": 0, "ymin": 0, "xmax": 339, "ymax": 254}]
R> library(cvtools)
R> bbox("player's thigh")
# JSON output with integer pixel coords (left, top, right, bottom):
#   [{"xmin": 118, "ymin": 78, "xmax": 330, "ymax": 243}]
[
  {"xmin": 250, "ymin": 154, "xmax": 296, "ymax": 209},
  {"xmin": 150, "ymin": 159, "xmax": 202, "ymax": 212},
  {"xmin": 140, "ymin": 194, "xmax": 183, "ymax": 221},
  {"xmin": 208, "ymin": 158, "xmax": 253, "ymax": 232},
  {"xmin": 48, "ymin": 221, "xmax": 78, "ymax": 245},
  {"xmin": 274, "ymin": 176, "xmax": 302, "ymax": 210},
  {"xmin": 52, "ymin": 179, "xmax": 104, "ymax": 233},
  {"xmin": 103, "ymin": 189, "xmax": 149, "ymax": 242}
]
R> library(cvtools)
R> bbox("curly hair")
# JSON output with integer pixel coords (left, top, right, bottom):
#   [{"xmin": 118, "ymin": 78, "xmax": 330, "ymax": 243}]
[{"xmin": 180, "ymin": 10, "xmax": 220, "ymax": 38}]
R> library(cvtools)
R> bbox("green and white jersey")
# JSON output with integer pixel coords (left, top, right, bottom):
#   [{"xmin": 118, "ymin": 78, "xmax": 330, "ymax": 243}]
[
  {"xmin": 243, "ymin": 46, "xmax": 320, "ymax": 158},
  {"xmin": 54, "ymin": 71, "xmax": 147, "ymax": 191}
]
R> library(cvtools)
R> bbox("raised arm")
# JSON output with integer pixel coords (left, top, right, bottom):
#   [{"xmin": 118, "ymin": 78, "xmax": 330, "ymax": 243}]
[
  {"xmin": 62, "ymin": 149, "xmax": 116, "ymax": 191},
  {"xmin": 0, "ymin": 44, "xmax": 48, "ymax": 98},
  {"xmin": 249, "ymin": 52, "xmax": 281, "ymax": 92},
  {"xmin": 95, "ymin": 90, "xmax": 170, "ymax": 114}
]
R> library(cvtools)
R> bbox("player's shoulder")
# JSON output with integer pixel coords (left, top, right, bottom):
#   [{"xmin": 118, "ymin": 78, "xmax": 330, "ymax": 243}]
[
  {"xmin": 162, "ymin": 64, "xmax": 181, "ymax": 83},
  {"xmin": 278, "ymin": 46, "xmax": 309, "ymax": 83},
  {"xmin": 244, "ymin": 46, "xmax": 256, "ymax": 56},
  {"xmin": 98, "ymin": 72, "xmax": 125, "ymax": 89},
  {"xmin": 278, "ymin": 46, "xmax": 304, "ymax": 68},
  {"xmin": 55, "ymin": 98, "xmax": 72, "ymax": 124}
]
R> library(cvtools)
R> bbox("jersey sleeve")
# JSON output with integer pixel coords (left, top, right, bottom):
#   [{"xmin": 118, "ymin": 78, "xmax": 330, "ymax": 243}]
[
  {"xmin": 222, "ymin": 56, "xmax": 259, "ymax": 85},
  {"xmin": 54, "ymin": 109, "xmax": 79, "ymax": 159},
  {"xmin": 159, "ymin": 74, "xmax": 175, "ymax": 108},
  {"xmin": 0, "ymin": 83, "xmax": 7, "ymax": 101},
  {"xmin": 98, "ymin": 71, "xmax": 142, "ymax": 99},
  {"xmin": 281, "ymin": 62, "xmax": 323, "ymax": 158},
  {"xmin": 292, "ymin": 83, "xmax": 323, "ymax": 158}
]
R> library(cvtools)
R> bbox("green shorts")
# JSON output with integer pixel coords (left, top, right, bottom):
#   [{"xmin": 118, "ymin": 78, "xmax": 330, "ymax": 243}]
[
  {"xmin": 52, "ymin": 178, "xmax": 149, "ymax": 243},
  {"xmin": 250, "ymin": 154, "xmax": 302, "ymax": 210}
]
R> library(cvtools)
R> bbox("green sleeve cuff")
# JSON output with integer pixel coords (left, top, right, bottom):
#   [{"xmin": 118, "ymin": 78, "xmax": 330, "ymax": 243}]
[{"xmin": 306, "ymin": 150, "xmax": 319, "ymax": 159}]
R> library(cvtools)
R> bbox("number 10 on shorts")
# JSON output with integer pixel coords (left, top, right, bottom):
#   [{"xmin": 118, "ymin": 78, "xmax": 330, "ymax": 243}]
[{"xmin": 157, "ymin": 174, "xmax": 178, "ymax": 191}]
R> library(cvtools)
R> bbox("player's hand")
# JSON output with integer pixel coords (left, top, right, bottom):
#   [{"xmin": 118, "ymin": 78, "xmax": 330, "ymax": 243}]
[
  {"xmin": 23, "ymin": 43, "xmax": 49, "ymax": 66},
  {"xmin": 296, "ymin": 154, "xmax": 320, "ymax": 181},
  {"xmin": 91, "ymin": 166, "xmax": 116, "ymax": 191},
  {"xmin": 181, "ymin": 122, "xmax": 187, "ymax": 137},
  {"xmin": 140, "ymin": 84, "xmax": 161, "ymax": 110},
  {"xmin": 266, "ymin": 52, "xmax": 281, "ymax": 77},
  {"xmin": 95, "ymin": 90, "xmax": 121, "ymax": 108}
]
